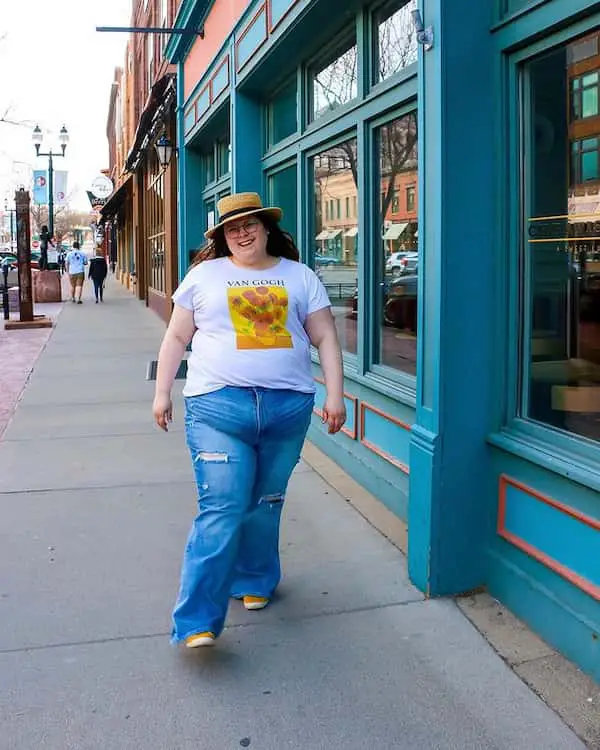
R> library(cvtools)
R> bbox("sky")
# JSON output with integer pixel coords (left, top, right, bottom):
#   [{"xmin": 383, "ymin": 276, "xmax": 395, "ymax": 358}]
[{"xmin": 0, "ymin": 0, "xmax": 132, "ymax": 211}]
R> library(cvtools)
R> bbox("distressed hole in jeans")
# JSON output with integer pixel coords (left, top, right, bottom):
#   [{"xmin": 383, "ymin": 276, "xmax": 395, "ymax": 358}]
[
  {"xmin": 259, "ymin": 493, "xmax": 284, "ymax": 506},
  {"xmin": 194, "ymin": 451, "xmax": 229, "ymax": 464}
]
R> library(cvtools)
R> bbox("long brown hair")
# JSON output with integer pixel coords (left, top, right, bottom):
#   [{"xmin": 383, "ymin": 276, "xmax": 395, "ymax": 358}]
[{"xmin": 190, "ymin": 215, "xmax": 300, "ymax": 268}]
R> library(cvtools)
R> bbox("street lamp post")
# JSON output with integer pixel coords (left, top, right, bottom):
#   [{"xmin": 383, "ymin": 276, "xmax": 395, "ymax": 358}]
[{"xmin": 32, "ymin": 125, "xmax": 69, "ymax": 240}]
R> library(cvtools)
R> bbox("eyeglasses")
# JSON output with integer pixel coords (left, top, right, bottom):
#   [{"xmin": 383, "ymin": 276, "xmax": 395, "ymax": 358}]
[{"xmin": 224, "ymin": 218, "xmax": 261, "ymax": 238}]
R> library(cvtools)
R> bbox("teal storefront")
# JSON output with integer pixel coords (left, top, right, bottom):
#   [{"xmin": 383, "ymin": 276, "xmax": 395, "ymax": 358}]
[{"xmin": 168, "ymin": 0, "xmax": 600, "ymax": 681}]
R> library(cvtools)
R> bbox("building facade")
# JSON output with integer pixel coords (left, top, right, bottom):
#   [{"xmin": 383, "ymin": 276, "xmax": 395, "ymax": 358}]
[
  {"xmin": 103, "ymin": 0, "xmax": 182, "ymax": 321},
  {"xmin": 165, "ymin": 0, "xmax": 600, "ymax": 682}
]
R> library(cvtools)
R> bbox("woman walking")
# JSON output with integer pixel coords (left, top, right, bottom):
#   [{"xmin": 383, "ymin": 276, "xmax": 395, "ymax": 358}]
[
  {"xmin": 153, "ymin": 192, "xmax": 345, "ymax": 648},
  {"xmin": 89, "ymin": 250, "xmax": 108, "ymax": 303}
]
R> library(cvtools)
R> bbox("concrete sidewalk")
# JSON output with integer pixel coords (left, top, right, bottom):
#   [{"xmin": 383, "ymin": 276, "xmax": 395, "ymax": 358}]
[{"xmin": 0, "ymin": 278, "xmax": 585, "ymax": 749}]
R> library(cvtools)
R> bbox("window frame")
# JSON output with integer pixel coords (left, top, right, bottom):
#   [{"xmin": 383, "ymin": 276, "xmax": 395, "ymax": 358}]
[
  {"xmin": 370, "ymin": 0, "xmax": 418, "ymax": 90},
  {"xmin": 265, "ymin": 75, "xmax": 299, "ymax": 151},
  {"xmin": 367, "ymin": 103, "xmax": 419, "ymax": 387},
  {"xmin": 493, "ymin": 11, "xmax": 600, "ymax": 490},
  {"xmin": 306, "ymin": 27, "xmax": 359, "ymax": 128},
  {"xmin": 308, "ymin": 129, "xmax": 360, "ymax": 369}
]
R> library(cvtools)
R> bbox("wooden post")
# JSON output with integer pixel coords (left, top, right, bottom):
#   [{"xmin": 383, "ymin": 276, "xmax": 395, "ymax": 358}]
[
  {"xmin": 5, "ymin": 189, "xmax": 52, "ymax": 330},
  {"xmin": 15, "ymin": 189, "xmax": 33, "ymax": 322}
]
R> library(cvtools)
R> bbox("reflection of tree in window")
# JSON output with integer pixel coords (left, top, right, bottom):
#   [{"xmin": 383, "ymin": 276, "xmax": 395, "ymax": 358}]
[
  {"xmin": 375, "ymin": 0, "xmax": 418, "ymax": 83},
  {"xmin": 313, "ymin": 42, "xmax": 357, "ymax": 119},
  {"xmin": 380, "ymin": 113, "xmax": 418, "ymax": 222}
]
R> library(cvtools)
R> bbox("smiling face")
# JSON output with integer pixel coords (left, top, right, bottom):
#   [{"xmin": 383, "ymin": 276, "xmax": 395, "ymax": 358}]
[{"xmin": 223, "ymin": 215, "xmax": 271, "ymax": 268}]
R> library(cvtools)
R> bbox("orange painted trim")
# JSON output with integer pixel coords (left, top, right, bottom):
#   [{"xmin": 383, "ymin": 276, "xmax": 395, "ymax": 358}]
[
  {"xmin": 498, "ymin": 475, "xmax": 600, "ymax": 602},
  {"xmin": 210, "ymin": 54, "xmax": 230, "ymax": 101},
  {"xmin": 359, "ymin": 402, "xmax": 411, "ymax": 475},
  {"xmin": 235, "ymin": 3, "xmax": 268, "ymax": 73},
  {"xmin": 267, "ymin": 0, "xmax": 302, "ymax": 33},
  {"xmin": 313, "ymin": 377, "xmax": 358, "ymax": 440}
]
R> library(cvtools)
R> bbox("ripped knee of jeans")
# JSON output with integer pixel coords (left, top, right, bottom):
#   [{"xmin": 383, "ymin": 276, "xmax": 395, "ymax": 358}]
[
  {"xmin": 194, "ymin": 451, "xmax": 229, "ymax": 464},
  {"xmin": 258, "ymin": 493, "xmax": 284, "ymax": 506}
]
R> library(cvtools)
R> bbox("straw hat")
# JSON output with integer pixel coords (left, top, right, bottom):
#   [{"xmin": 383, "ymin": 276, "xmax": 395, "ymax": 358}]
[{"xmin": 205, "ymin": 192, "xmax": 282, "ymax": 239}]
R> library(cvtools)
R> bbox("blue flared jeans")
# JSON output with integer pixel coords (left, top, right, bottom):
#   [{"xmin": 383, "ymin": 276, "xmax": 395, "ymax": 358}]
[{"xmin": 171, "ymin": 386, "xmax": 314, "ymax": 642}]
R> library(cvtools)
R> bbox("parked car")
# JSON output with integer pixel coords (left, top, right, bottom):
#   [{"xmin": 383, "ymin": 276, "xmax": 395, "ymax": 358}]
[
  {"xmin": 385, "ymin": 251, "xmax": 418, "ymax": 276},
  {"xmin": 350, "ymin": 273, "xmax": 418, "ymax": 332},
  {"xmin": 315, "ymin": 255, "xmax": 342, "ymax": 266}
]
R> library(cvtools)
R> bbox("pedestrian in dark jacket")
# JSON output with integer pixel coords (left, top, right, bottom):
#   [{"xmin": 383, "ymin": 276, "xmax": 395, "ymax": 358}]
[{"xmin": 89, "ymin": 251, "xmax": 108, "ymax": 303}]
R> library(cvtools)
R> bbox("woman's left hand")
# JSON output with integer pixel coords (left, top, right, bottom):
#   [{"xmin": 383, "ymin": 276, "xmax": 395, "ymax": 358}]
[{"xmin": 322, "ymin": 396, "xmax": 346, "ymax": 434}]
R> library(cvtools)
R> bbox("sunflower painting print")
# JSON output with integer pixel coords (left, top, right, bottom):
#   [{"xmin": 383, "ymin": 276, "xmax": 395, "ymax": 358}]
[{"xmin": 227, "ymin": 285, "xmax": 294, "ymax": 349}]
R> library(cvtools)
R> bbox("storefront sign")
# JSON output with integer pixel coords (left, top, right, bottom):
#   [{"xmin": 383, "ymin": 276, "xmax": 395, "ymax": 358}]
[{"xmin": 89, "ymin": 174, "xmax": 114, "ymax": 199}]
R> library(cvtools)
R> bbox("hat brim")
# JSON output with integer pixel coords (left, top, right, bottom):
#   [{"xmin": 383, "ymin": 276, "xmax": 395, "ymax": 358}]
[{"xmin": 204, "ymin": 206, "xmax": 283, "ymax": 239}]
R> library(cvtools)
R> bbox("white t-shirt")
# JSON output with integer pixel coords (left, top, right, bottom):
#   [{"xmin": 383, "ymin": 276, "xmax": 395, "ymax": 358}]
[
  {"xmin": 66, "ymin": 250, "xmax": 87, "ymax": 275},
  {"xmin": 172, "ymin": 257, "xmax": 331, "ymax": 396}
]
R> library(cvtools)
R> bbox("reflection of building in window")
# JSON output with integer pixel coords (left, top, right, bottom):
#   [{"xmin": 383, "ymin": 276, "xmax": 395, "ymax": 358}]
[
  {"xmin": 379, "ymin": 113, "xmax": 418, "ymax": 251},
  {"xmin": 570, "ymin": 137, "xmax": 600, "ymax": 183},
  {"xmin": 568, "ymin": 32, "xmax": 600, "ymax": 189},
  {"xmin": 314, "ymin": 139, "xmax": 358, "ymax": 265},
  {"xmin": 571, "ymin": 71, "xmax": 600, "ymax": 120}
]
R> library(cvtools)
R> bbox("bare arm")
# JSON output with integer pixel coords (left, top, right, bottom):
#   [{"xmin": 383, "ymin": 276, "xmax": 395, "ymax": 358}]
[
  {"xmin": 153, "ymin": 305, "xmax": 196, "ymax": 431},
  {"xmin": 304, "ymin": 307, "xmax": 346, "ymax": 434}
]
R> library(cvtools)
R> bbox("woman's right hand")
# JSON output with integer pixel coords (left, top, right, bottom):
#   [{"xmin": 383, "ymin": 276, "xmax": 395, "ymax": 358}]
[{"xmin": 153, "ymin": 392, "xmax": 173, "ymax": 432}]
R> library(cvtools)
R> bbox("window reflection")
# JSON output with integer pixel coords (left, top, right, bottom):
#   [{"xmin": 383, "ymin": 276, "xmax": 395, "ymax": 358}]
[
  {"xmin": 375, "ymin": 0, "xmax": 418, "ymax": 83},
  {"xmin": 313, "ymin": 138, "xmax": 358, "ymax": 354},
  {"xmin": 525, "ymin": 30, "xmax": 600, "ymax": 441},
  {"xmin": 312, "ymin": 40, "xmax": 358, "ymax": 120},
  {"xmin": 375, "ymin": 112, "xmax": 418, "ymax": 374}
]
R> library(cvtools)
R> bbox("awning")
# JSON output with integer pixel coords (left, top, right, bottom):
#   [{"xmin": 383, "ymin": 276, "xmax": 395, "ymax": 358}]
[
  {"xmin": 328, "ymin": 229, "xmax": 342, "ymax": 239},
  {"xmin": 100, "ymin": 174, "xmax": 133, "ymax": 218},
  {"xmin": 344, "ymin": 227, "xmax": 358, "ymax": 237},
  {"xmin": 383, "ymin": 223, "xmax": 409, "ymax": 241},
  {"xmin": 315, "ymin": 230, "xmax": 330, "ymax": 241},
  {"xmin": 125, "ymin": 73, "xmax": 176, "ymax": 172}
]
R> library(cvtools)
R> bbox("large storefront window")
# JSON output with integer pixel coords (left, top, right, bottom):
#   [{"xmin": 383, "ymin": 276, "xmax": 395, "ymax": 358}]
[
  {"xmin": 375, "ymin": 112, "xmax": 418, "ymax": 374},
  {"xmin": 146, "ymin": 150, "xmax": 165, "ymax": 294},
  {"xmin": 523, "ymin": 30, "xmax": 600, "ymax": 441},
  {"xmin": 313, "ymin": 137, "xmax": 358, "ymax": 354},
  {"xmin": 374, "ymin": 0, "xmax": 417, "ymax": 83}
]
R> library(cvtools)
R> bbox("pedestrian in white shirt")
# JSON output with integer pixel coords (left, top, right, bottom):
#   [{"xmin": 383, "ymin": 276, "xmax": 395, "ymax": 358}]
[{"xmin": 65, "ymin": 241, "xmax": 87, "ymax": 304}]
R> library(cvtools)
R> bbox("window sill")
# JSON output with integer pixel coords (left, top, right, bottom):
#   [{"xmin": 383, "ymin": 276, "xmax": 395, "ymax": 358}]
[
  {"xmin": 311, "ymin": 350, "xmax": 417, "ymax": 409},
  {"xmin": 488, "ymin": 420, "xmax": 600, "ymax": 494}
]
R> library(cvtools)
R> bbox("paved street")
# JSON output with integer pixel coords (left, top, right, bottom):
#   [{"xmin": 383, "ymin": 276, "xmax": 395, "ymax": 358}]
[{"xmin": 0, "ymin": 278, "xmax": 586, "ymax": 749}]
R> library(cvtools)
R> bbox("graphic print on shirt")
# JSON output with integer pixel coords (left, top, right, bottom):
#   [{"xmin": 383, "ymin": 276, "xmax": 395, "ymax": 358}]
[{"xmin": 227, "ymin": 285, "xmax": 293, "ymax": 349}]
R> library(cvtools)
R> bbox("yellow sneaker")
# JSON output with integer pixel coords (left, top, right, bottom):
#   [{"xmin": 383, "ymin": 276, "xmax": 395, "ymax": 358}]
[
  {"xmin": 185, "ymin": 632, "xmax": 216, "ymax": 648},
  {"xmin": 243, "ymin": 596, "xmax": 269, "ymax": 611}
]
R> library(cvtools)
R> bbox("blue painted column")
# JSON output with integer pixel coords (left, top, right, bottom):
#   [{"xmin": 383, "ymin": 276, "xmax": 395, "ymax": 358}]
[
  {"xmin": 231, "ymin": 87, "xmax": 263, "ymax": 195},
  {"xmin": 408, "ymin": 0, "xmax": 497, "ymax": 595},
  {"xmin": 176, "ymin": 65, "xmax": 206, "ymax": 279}
]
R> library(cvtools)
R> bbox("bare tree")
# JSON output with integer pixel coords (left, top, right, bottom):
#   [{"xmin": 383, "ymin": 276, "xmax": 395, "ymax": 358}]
[
  {"xmin": 30, "ymin": 205, "xmax": 94, "ymax": 244},
  {"xmin": 376, "ymin": 0, "xmax": 417, "ymax": 81},
  {"xmin": 379, "ymin": 112, "xmax": 418, "ymax": 222}
]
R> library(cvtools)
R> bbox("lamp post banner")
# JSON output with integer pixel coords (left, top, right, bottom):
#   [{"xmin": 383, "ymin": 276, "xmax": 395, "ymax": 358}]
[
  {"xmin": 53, "ymin": 171, "xmax": 68, "ymax": 205},
  {"xmin": 33, "ymin": 170, "xmax": 48, "ymax": 205}
]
